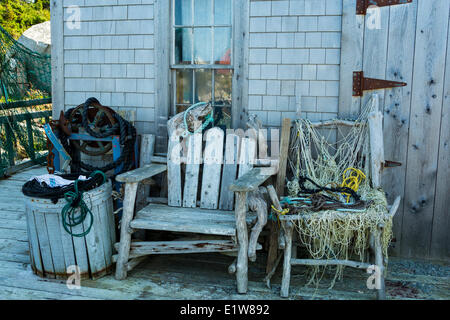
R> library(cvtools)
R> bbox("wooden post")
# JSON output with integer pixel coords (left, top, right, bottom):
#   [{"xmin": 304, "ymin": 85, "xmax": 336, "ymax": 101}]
[
  {"xmin": 265, "ymin": 185, "xmax": 285, "ymax": 287},
  {"xmin": 50, "ymin": 0, "xmax": 65, "ymax": 118},
  {"xmin": 134, "ymin": 134, "xmax": 155, "ymax": 241},
  {"xmin": 26, "ymin": 118, "xmax": 36, "ymax": 161},
  {"xmin": 235, "ymin": 191, "xmax": 248, "ymax": 294},
  {"xmin": 368, "ymin": 95, "xmax": 384, "ymax": 188},
  {"xmin": 136, "ymin": 134, "xmax": 155, "ymax": 211},
  {"xmin": 247, "ymin": 188, "xmax": 268, "ymax": 262},
  {"xmin": 228, "ymin": 258, "xmax": 237, "ymax": 274},
  {"xmin": 4, "ymin": 123, "xmax": 15, "ymax": 166},
  {"xmin": 280, "ymin": 220, "xmax": 294, "ymax": 298},
  {"xmin": 374, "ymin": 225, "xmax": 386, "ymax": 300},
  {"xmin": 266, "ymin": 118, "xmax": 291, "ymax": 274},
  {"xmin": 115, "ymin": 182, "xmax": 138, "ymax": 280}
]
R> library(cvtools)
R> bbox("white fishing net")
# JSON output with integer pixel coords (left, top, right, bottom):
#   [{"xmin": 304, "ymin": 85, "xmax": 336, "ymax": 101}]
[{"xmin": 285, "ymin": 96, "xmax": 393, "ymax": 288}]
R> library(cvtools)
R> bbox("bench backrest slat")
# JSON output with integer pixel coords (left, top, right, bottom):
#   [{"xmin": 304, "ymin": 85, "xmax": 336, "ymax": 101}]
[
  {"xmin": 167, "ymin": 127, "xmax": 256, "ymax": 211},
  {"xmin": 200, "ymin": 128, "xmax": 224, "ymax": 209}
]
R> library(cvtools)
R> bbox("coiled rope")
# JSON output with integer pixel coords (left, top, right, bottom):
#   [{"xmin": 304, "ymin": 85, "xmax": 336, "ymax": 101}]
[
  {"xmin": 182, "ymin": 102, "xmax": 214, "ymax": 137},
  {"xmin": 61, "ymin": 170, "xmax": 107, "ymax": 237},
  {"xmin": 341, "ymin": 167, "xmax": 366, "ymax": 203}
]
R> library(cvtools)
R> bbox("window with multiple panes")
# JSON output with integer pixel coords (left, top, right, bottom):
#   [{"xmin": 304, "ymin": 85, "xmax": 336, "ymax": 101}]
[{"xmin": 172, "ymin": 0, "xmax": 233, "ymax": 128}]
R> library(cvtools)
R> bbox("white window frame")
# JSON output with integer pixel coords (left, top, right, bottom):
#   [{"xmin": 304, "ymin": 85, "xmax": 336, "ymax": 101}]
[
  {"xmin": 170, "ymin": 0, "xmax": 234, "ymax": 118},
  {"xmin": 154, "ymin": 0, "xmax": 248, "ymax": 151}
]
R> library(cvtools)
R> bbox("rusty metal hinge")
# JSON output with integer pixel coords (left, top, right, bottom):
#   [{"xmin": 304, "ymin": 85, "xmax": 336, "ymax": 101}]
[
  {"xmin": 352, "ymin": 71, "xmax": 407, "ymax": 97},
  {"xmin": 356, "ymin": 0, "xmax": 413, "ymax": 15},
  {"xmin": 383, "ymin": 160, "xmax": 402, "ymax": 169}
]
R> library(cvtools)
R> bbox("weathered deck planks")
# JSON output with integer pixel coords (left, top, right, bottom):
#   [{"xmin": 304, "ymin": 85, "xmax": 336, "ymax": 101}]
[{"xmin": 0, "ymin": 165, "xmax": 448, "ymax": 300}]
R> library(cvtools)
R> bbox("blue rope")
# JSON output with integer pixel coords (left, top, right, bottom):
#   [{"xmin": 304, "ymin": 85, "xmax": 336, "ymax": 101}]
[{"xmin": 182, "ymin": 102, "xmax": 214, "ymax": 137}]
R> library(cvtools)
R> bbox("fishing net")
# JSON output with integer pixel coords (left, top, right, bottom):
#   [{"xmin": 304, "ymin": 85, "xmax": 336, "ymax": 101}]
[
  {"xmin": 0, "ymin": 24, "xmax": 51, "ymax": 174},
  {"xmin": 286, "ymin": 95, "xmax": 393, "ymax": 289}
]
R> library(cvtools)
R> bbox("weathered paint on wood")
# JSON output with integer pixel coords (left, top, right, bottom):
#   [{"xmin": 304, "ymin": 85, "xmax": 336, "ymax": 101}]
[
  {"xmin": 154, "ymin": 0, "xmax": 170, "ymax": 153},
  {"xmin": 200, "ymin": 128, "xmax": 224, "ymax": 209},
  {"xmin": 116, "ymin": 164, "xmax": 167, "ymax": 183},
  {"xmin": 24, "ymin": 182, "xmax": 115, "ymax": 279},
  {"xmin": 24, "ymin": 201, "xmax": 43, "ymax": 276},
  {"xmin": 361, "ymin": 5, "xmax": 390, "ymax": 111},
  {"xmin": 131, "ymin": 203, "xmax": 252, "ymax": 236},
  {"xmin": 33, "ymin": 209, "xmax": 55, "ymax": 278},
  {"xmin": 339, "ymin": 0, "xmax": 364, "ymax": 117},
  {"xmin": 183, "ymin": 132, "xmax": 202, "ymax": 208},
  {"xmin": 219, "ymin": 133, "xmax": 239, "ymax": 210},
  {"xmin": 430, "ymin": 23, "xmax": 450, "ymax": 261},
  {"xmin": 115, "ymin": 181, "xmax": 138, "ymax": 280},
  {"xmin": 339, "ymin": 0, "xmax": 450, "ymax": 261},
  {"xmin": 118, "ymin": 240, "xmax": 239, "ymax": 256},
  {"xmin": 229, "ymin": 167, "xmax": 275, "ymax": 192},
  {"xmin": 235, "ymin": 191, "xmax": 248, "ymax": 293},
  {"xmin": 167, "ymin": 132, "xmax": 182, "ymax": 206},
  {"xmin": 136, "ymin": 134, "xmax": 156, "ymax": 214},
  {"xmin": 44, "ymin": 211, "xmax": 67, "ymax": 279},
  {"xmin": 238, "ymin": 137, "xmax": 257, "ymax": 178},
  {"xmin": 368, "ymin": 95, "xmax": 384, "ymax": 188},
  {"xmin": 401, "ymin": 0, "xmax": 450, "ymax": 259},
  {"xmin": 382, "ymin": 0, "xmax": 418, "ymax": 257},
  {"xmin": 50, "ymin": 0, "xmax": 64, "ymax": 118}
]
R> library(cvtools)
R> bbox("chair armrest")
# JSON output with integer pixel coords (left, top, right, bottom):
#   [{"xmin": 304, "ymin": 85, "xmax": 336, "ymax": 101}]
[
  {"xmin": 116, "ymin": 164, "xmax": 167, "ymax": 183},
  {"xmin": 229, "ymin": 167, "xmax": 277, "ymax": 192}
]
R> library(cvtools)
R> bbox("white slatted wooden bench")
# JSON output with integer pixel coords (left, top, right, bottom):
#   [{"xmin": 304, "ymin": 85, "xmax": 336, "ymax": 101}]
[{"xmin": 114, "ymin": 126, "xmax": 279, "ymax": 293}]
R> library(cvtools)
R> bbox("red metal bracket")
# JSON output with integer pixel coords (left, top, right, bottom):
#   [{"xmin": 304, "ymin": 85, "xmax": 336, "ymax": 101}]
[
  {"xmin": 352, "ymin": 71, "xmax": 407, "ymax": 97},
  {"xmin": 356, "ymin": 0, "xmax": 413, "ymax": 15}
]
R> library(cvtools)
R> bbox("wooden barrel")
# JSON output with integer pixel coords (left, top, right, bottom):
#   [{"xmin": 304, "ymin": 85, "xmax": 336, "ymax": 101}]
[{"xmin": 24, "ymin": 181, "xmax": 116, "ymax": 280}]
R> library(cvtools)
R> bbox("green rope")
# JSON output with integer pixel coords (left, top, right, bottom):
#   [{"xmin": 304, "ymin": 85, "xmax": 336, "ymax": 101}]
[
  {"xmin": 61, "ymin": 171, "xmax": 107, "ymax": 237},
  {"xmin": 182, "ymin": 102, "xmax": 214, "ymax": 137}
]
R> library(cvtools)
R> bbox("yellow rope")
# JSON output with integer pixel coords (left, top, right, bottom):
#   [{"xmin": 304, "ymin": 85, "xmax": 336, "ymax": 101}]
[
  {"xmin": 341, "ymin": 167, "xmax": 366, "ymax": 203},
  {"xmin": 271, "ymin": 205, "xmax": 289, "ymax": 227},
  {"xmin": 271, "ymin": 205, "xmax": 289, "ymax": 215}
]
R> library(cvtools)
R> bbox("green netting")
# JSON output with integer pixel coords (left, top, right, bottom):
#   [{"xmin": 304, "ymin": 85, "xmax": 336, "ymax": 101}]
[{"xmin": 0, "ymin": 24, "xmax": 51, "ymax": 174}]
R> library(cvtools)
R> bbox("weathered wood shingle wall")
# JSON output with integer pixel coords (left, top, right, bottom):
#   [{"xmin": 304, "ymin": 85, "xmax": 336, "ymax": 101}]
[
  {"xmin": 55, "ymin": 0, "xmax": 156, "ymax": 135},
  {"xmin": 247, "ymin": 0, "xmax": 343, "ymax": 126}
]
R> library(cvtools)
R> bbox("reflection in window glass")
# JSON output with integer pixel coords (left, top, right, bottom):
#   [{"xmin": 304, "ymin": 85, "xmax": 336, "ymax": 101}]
[
  {"xmin": 194, "ymin": 0, "xmax": 212, "ymax": 25},
  {"xmin": 194, "ymin": 69, "xmax": 212, "ymax": 103},
  {"xmin": 214, "ymin": 27, "xmax": 231, "ymax": 64},
  {"xmin": 193, "ymin": 28, "xmax": 211, "ymax": 64},
  {"xmin": 176, "ymin": 69, "xmax": 193, "ymax": 104},
  {"xmin": 175, "ymin": 28, "xmax": 192, "ymax": 64},
  {"xmin": 175, "ymin": 0, "xmax": 192, "ymax": 25},
  {"xmin": 213, "ymin": 106, "xmax": 231, "ymax": 129},
  {"xmin": 214, "ymin": 69, "xmax": 232, "ymax": 106},
  {"xmin": 214, "ymin": 0, "xmax": 231, "ymax": 25}
]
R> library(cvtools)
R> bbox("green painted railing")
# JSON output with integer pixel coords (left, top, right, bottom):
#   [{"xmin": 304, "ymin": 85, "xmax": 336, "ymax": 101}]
[{"xmin": 0, "ymin": 98, "xmax": 52, "ymax": 177}]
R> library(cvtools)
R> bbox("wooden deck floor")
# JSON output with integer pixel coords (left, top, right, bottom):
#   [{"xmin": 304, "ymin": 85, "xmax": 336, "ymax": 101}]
[{"xmin": 0, "ymin": 165, "xmax": 448, "ymax": 300}]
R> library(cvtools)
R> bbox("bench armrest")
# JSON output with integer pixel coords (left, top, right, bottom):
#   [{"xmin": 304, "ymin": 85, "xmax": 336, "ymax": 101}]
[
  {"xmin": 229, "ymin": 167, "xmax": 277, "ymax": 192},
  {"xmin": 116, "ymin": 164, "xmax": 167, "ymax": 183}
]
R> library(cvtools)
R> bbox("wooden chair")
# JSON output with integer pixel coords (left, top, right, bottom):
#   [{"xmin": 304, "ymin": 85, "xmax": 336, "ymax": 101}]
[
  {"xmin": 273, "ymin": 95, "xmax": 401, "ymax": 299},
  {"xmin": 113, "ymin": 126, "xmax": 279, "ymax": 293}
]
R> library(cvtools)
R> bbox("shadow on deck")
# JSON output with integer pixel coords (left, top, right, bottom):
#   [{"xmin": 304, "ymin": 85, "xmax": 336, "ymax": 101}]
[{"xmin": 0, "ymin": 165, "xmax": 448, "ymax": 300}]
